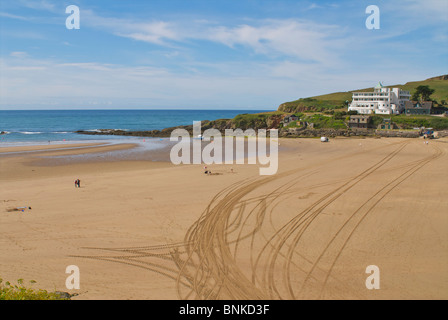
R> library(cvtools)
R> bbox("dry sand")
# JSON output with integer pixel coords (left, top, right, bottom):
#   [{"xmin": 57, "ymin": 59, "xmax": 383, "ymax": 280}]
[{"xmin": 0, "ymin": 137, "xmax": 447, "ymax": 300}]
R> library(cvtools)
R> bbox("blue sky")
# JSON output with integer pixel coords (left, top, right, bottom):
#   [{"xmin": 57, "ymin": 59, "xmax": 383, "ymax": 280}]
[{"xmin": 0, "ymin": 0, "xmax": 447, "ymax": 110}]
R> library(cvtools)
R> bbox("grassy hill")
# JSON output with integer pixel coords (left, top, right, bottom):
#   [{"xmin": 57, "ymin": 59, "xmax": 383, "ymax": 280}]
[
  {"xmin": 393, "ymin": 75, "xmax": 448, "ymax": 102},
  {"xmin": 278, "ymin": 75, "xmax": 448, "ymax": 113}
]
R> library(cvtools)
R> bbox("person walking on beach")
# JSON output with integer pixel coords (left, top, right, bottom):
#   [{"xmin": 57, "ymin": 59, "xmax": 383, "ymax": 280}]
[{"xmin": 74, "ymin": 179, "xmax": 81, "ymax": 188}]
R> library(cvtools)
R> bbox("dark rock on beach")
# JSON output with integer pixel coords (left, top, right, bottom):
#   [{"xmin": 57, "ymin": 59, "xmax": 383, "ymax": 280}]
[
  {"xmin": 54, "ymin": 291, "xmax": 79, "ymax": 300},
  {"xmin": 75, "ymin": 126, "xmax": 423, "ymax": 139},
  {"xmin": 76, "ymin": 128, "xmax": 177, "ymax": 138}
]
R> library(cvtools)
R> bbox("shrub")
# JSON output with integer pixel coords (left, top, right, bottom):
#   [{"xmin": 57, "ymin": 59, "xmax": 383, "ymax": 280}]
[
  {"xmin": 0, "ymin": 278, "xmax": 68, "ymax": 300},
  {"xmin": 306, "ymin": 114, "xmax": 346, "ymax": 129}
]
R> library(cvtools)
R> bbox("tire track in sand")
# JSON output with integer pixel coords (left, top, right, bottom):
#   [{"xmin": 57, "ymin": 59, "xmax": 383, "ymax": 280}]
[
  {"xmin": 71, "ymin": 139, "xmax": 424, "ymax": 299},
  {"xmin": 300, "ymin": 143, "xmax": 444, "ymax": 299},
  {"xmin": 251, "ymin": 141, "xmax": 409, "ymax": 299},
  {"xmin": 176, "ymin": 141, "xmax": 410, "ymax": 299}
]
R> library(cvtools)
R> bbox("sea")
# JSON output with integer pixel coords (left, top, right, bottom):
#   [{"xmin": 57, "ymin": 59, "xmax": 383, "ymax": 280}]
[{"xmin": 0, "ymin": 109, "xmax": 266, "ymax": 147}]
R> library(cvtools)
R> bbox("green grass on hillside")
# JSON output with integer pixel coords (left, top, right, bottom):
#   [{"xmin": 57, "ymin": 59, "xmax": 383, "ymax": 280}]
[
  {"xmin": 278, "ymin": 97, "xmax": 347, "ymax": 113},
  {"xmin": 370, "ymin": 114, "xmax": 448, "ymax": 130},
  {"xmin": 394, "ymin": 78, "xmax": 448, "ymax": 103},
  {"xmin": 391, "ymin": 115, "xmax": 448, "ymax": 130},
  {"xmin": 304, "ymin": 114, "xmax": 347, "ymax": 129},
  {"xmin": 232, "ymin": 113, "xmax": 272, "ymax": 129}
]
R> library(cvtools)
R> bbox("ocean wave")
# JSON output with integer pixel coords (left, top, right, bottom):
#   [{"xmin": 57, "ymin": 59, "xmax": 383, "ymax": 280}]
[{"xmin": 2, "ymin": 131, "xmax": 71, "ymax": 135}]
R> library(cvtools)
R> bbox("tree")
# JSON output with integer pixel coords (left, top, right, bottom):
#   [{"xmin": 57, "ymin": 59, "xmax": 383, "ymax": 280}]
[
  {"xmin": 411, "ymin": 85, "xmax": 435, "ymax": 101},
  {"xmin": 334, "ymin": 111, "xmax": 347, "ymax": 120}
]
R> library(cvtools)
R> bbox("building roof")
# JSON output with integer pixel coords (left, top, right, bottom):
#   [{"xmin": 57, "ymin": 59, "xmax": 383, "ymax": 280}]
[
  {"xmin": 349, "ymin": 115, "xmax": 371, "ymax": 119},
  {"xmin": 404, "ymin": 101, "xmax": 432, "ymax": 110},
  {"xmin": 348, "ymin": 115, "xmax": 370, "ymax": 123},
  {"xmin": 375, "ymin": 81, "xmax": 384, "ymax": 89}
]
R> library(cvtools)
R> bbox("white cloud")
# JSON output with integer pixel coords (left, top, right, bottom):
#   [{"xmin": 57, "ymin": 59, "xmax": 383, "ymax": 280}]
[
  {"xmin": 10, "ymin": 51, "xmax": 29, "ymax": 58},
  {"xmin": 117, "ymin": 21, "xmax": 180, "ymax": 46},
  {"xmin": 82, "ymin": 10, "xmax": 180, "ymax": 46},
  {"xmin": 307, "ymin": 3, "xmax": 323, "ymax": 10},
  {"xmin": 81, "ymin": 10, "xmax": 346, "ymax": 66},
  {"xmin": 1, "ymin": 52, "xmax": 436, "ymax": 110},
  {"xmin": 0, "ymin": 56, "xmax": 300, "ymax": 108},
  {"xmin": 403, "ymin": 0, "xmax": 448, "ymax": 22},
  {"xmin": 8, "ymin": 66, "xmax": 46, "ymax": 71},
  {"xmin": 1, "ymin": 4, "xmax": 445, "ymax": 109},
  {"xmin": 205, "ymin": 19, "xmax": 345, "ymax": 65},
  {"xmin": 0, "ymin": 12, "xmax": 29, "ymax": 20},
  {"xmin": 17, "ymin": 0, "xmax": 57, "ymax": 12}
]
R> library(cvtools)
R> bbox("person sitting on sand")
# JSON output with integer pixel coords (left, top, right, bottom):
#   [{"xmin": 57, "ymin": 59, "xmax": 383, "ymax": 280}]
[{"xmin": 7, "ymin": 206, "xmax": 32, "ymax": 212}]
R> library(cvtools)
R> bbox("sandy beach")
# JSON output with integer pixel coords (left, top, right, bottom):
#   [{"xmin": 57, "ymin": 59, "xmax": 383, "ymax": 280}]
[{"xmin": 0, "ymin": 137, "xmax": 447, "ymax": 300}]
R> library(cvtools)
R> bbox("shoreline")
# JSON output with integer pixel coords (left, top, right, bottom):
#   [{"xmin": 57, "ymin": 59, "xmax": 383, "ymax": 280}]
[
  {"xmin": 0, "ymin": 142, "xmax": 125, "ymax": 154},
  {"xmin": 75, "ymin": 126, "xmax": 448, "ymax": 139},
  {"xmin": 0, "ymin": 140, "xmax": 174, "ymax": 182}
]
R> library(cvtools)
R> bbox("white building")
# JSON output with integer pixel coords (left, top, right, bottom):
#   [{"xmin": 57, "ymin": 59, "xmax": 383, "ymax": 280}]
[{"xmin": 348, "ymin": 82, "xmax": 411, "ymax": 115}]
